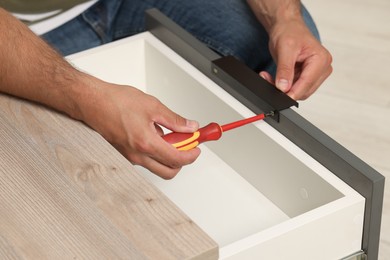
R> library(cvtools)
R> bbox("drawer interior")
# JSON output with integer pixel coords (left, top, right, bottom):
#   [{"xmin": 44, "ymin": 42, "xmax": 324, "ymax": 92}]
[{"xmin": 69, "ymin": 33, "xmax": 364, "ymax": 257}]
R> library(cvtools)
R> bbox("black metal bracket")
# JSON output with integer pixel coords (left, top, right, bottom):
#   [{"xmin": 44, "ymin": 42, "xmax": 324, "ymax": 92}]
[
  {"xmin": 212, "ymin": 56, "xmax": 298, "ymax": 121},
  {"xmin": 145, "ymin": 8, "xmax": 297, "ymax": 122}
]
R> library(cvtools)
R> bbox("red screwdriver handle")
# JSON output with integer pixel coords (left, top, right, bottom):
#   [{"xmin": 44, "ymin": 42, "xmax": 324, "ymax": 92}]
[{"xmin": 163, "ymin": 123, "xmax": 222, "ymax": 151}]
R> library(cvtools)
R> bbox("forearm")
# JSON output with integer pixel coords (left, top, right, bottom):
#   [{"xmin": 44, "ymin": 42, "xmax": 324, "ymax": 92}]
[
  {"xmin": 0, "ymin": 7, "xmax": 89, "ymax": 120},
  {"xmin": 246, "ymin": 0, "xmax": 302, "ymax": 33},
  {"xmin": 0, "ymin": 8, "xmax": 202, "ymax": 178}
]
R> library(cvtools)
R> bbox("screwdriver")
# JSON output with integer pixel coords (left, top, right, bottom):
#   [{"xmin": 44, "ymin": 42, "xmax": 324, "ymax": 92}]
[{"xmin": 163, "ymin": 111, "xmax": 275, "ymax": 151}]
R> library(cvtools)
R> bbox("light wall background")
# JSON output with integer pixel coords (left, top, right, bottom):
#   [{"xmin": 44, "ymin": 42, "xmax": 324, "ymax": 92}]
[{"xmin": 301, "ymin": 1, "xmax": 390, "ymax": 259}]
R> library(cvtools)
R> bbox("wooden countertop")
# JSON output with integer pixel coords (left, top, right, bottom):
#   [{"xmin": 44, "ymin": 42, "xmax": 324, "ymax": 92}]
[{"xmin": 0, "ymin": 94, "xmax": 218, "ymax": 259}]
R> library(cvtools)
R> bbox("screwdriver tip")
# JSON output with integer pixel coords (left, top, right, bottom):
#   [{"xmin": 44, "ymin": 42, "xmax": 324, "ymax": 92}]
[{"xmin": 265, "ymin": 111, "xmax": 275, "ymax": 117}]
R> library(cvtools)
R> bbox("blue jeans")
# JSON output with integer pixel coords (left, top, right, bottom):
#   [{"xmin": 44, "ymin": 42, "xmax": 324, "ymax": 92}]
[{"xmin": 42, "ymin": 0, "xmax": 320, "ymax": 75}]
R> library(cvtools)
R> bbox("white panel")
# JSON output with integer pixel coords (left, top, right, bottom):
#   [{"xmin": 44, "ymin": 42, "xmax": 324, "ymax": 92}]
[
  {"xmin": 137, "ymin": 146, "xmax": 289, "ymax": 247},
  {"xmin": 220, "ymin": 200, "xmax": 365, "ymax": 260},
  {"xmin": 67, "ymin": 34, "xmax": 147, "ymax": 90}
]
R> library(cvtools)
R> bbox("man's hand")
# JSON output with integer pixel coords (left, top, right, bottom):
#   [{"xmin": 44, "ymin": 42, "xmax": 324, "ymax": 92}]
[
  {"xmin": 76, "ymin": 77, "xmax": 201, "ymax": 179},
  {"xmin": 0, "ymin": 8, "xmax": 200, "ymax": 179},
  {"xmin": 247, "ymin": 0, "xmax": 333, "ymax": 100},
  {"xmin": 259, "ymin": 18, "xmax": 333, "ymax": 100}
]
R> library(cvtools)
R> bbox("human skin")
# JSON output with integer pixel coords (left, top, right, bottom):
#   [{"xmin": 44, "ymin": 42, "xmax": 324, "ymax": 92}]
[
  {"xmin": 0, "ymin": 7, "xmax": 200, "ymax": 179},
  {"xmin": 247, "ymin": 0, "xmax": 333, "ymax": 100}
]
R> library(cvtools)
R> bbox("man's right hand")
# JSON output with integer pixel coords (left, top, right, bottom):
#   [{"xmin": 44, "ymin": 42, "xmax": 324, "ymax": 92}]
[
  {"xmin": 75, "ymin": 76, "xmax": 201, "ymax": 179},
  {"xmin": 0, "ymin": 7, "xmax": 200, "ymax": 179}
]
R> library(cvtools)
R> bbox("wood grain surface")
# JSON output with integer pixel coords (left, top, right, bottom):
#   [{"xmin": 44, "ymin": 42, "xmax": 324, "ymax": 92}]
[{"xmin": 0, "ymin": 94, "xmax": 218, "ymax": 259}]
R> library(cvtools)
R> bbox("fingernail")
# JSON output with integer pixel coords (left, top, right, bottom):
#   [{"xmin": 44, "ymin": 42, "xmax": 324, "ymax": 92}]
[
  {"xmin": 277, "ymin": 79, "xmax": 289, "ymax": 92},
  {"xmin": 259, "ymin": 72, "xmax": 266, "ymax": 79}
]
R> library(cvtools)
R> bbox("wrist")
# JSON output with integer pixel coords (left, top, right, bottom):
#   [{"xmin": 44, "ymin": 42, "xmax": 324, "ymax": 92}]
[
  {"xmin": 61, "ymin": 71, "xmax": 101, "ymax": 122},
  {"xmin": 247, "ymin": 0, "xmax": 303, "ymax": 33}
]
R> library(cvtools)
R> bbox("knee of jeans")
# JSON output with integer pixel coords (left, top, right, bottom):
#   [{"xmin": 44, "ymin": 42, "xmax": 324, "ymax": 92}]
[
  {"xmin": 42, "ymin": 17, "xmax": 103, "ymax": 55},
  {"xmin": 220, "ymin": 4, "xmax": 321, "ymax": 71},
  {"xmin": 197, "ymin": 31, "xmax": 272, "ymax": 72},
  {"xmin": 223, "ymin": 4, "xmax": 321, "ymax": 73},
  {"xmin": 177, "ymin": 1, "xmax": 272, "ymax": 71}
]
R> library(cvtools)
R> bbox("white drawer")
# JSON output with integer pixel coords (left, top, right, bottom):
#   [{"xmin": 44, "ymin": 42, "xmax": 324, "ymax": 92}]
[{"xmin": 67, "ymin": 15, "xmax": 381, "ymax": 259}]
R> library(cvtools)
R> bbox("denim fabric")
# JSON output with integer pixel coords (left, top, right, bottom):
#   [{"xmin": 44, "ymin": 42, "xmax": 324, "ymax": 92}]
[{"xmin": 42, "ymin": 0, "xmax": 319, "ymax": 75}]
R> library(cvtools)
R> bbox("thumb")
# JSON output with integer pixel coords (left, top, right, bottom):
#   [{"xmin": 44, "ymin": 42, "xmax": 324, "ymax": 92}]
[
  {"xmin": 275, "ymin": 48, "xmax": 296, "ymax": 93},
  {"xmin": 157, "ymin": 106, "xmax": 199, "ymax": 133}
]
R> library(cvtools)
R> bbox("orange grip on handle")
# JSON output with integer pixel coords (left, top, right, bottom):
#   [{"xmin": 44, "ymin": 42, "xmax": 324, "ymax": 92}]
[{"xmin": 163, "ymin": 123, "xmax": 223, "ymax": 151}]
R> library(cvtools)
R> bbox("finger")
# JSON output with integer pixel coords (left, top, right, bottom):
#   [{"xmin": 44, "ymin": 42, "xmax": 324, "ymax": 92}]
[
  {"xmin": 259, "ymin": 71, "xmax": 275, "ymax": 85},
  {"xmin": 288, "ymin": 65, "xmax": 332, "ymax": 100},
  {"xmin": 275, "ymin": 44, "xmax": 298, "ymax": 93},
  {"xmin": 145, "ymin": 146, "xmax": 201, "ymax": 180},
  {"xmin": 129, "ymin": 149, "xmax": 182, "ymax": 179},
  {"xmin": 128, "ymin": 134, "xmax": 201, "ymax": 178},
  {"xmin": 154, "ymin": 103, "xmax": 199, "ymax": 133},
  {"xmin": 288, "ymin": 46, "xmax": 333, "ymax": 100},
  {"xmin": 154, "ymin": 123, "xmax": 164, "ymax": 136},
  {"xmin": 150, "ymin": 139, "xmax": 201, "ymax": 171},
  {"xmin": 135, "ymin": 155, "xmax": 183, "ymax": 180}
]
